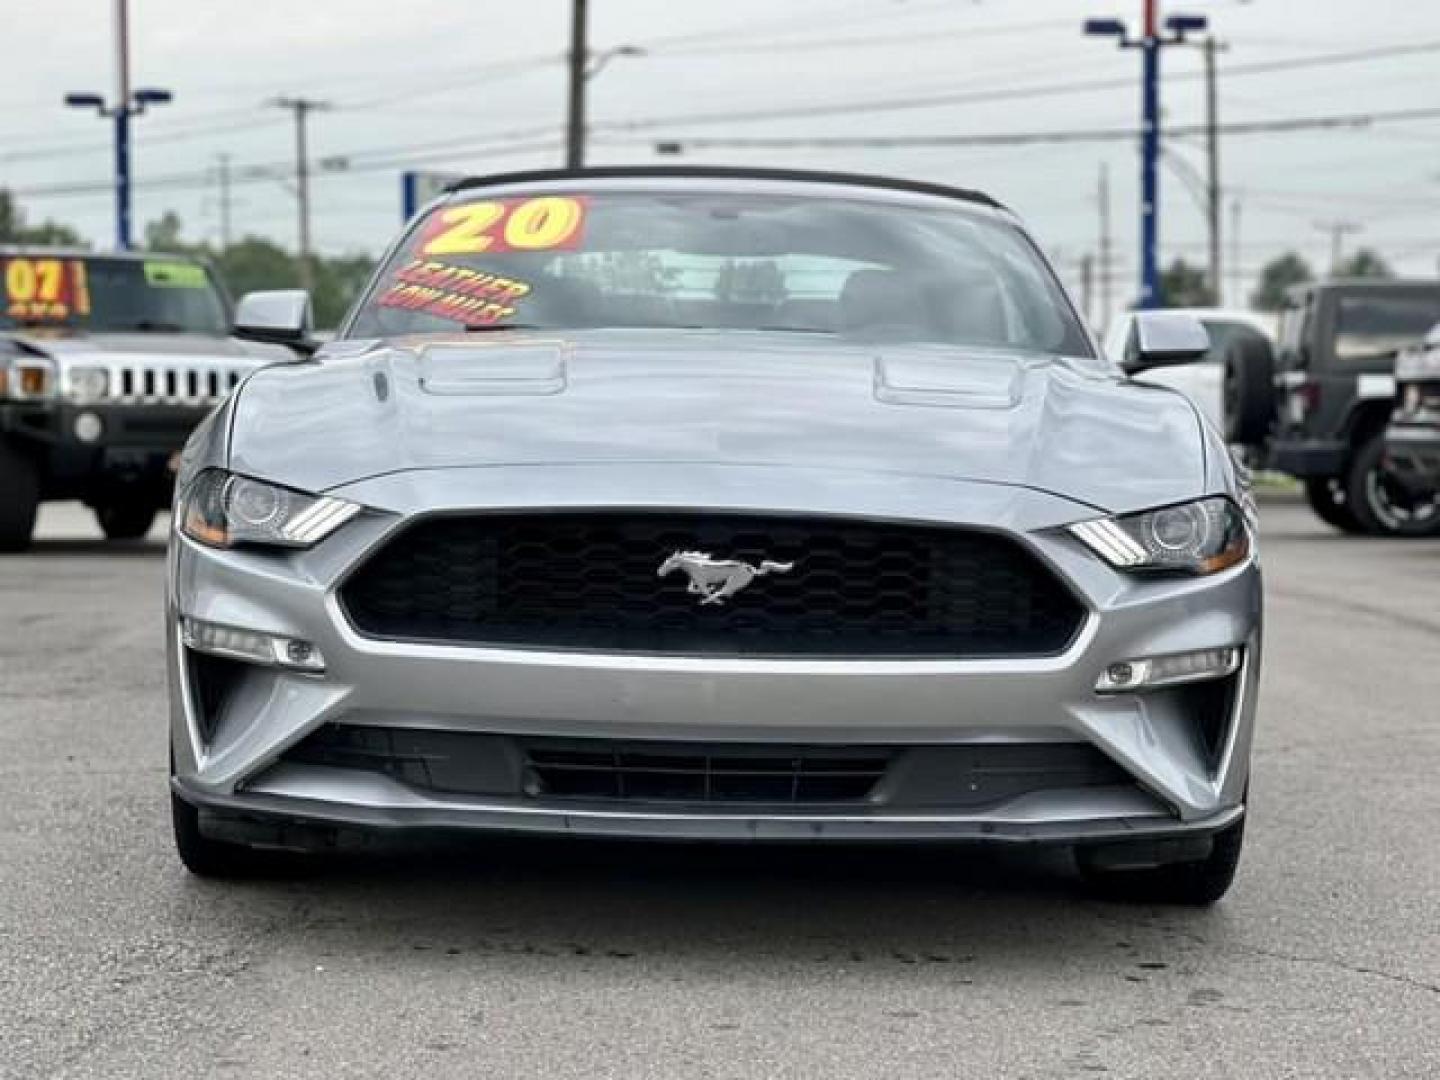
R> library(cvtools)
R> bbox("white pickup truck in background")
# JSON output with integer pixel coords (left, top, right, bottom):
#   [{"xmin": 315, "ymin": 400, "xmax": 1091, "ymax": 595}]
[{"xmin": 1102, "ymin": 308, "xmax": 1278, "ymax": 431}]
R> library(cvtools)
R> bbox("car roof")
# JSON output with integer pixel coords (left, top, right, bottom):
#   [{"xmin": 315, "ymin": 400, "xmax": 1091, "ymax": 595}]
[
  {"xmin": 445, "ymin": 165, "xmax": 1006, "ymax": 212},
  {"xmin": 1285, "ymin": 279, "xmax": 1440, "ymax": 302}
]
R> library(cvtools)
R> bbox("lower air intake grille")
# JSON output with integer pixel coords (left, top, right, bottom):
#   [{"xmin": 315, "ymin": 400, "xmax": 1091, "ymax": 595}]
[{"xmin": 523, "ymin": 741, "xmax": 891, "ymax": 804}]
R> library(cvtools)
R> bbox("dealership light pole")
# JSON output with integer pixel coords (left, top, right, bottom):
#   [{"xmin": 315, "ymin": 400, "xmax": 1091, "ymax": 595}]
[
  {"xmin": 64, "ymin": 0, "xmax": 171, "ymax": 251},
  {"xmin": 1084, "ymin": 3, "xmax": 1208, "ymax": 309}
]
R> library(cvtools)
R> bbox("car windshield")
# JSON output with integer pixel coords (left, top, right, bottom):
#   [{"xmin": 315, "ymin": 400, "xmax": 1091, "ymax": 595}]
[
  {"xmin": 1, "ymin": 254, "xmax": 229, "ymax": 335},
  {"xmin": 348, "ymin": 188, "xmax": 1092, "ymax": 356},
  {"xmin": 1335, "ymin": 293, "xmax": 1440, "ymax": 363}
]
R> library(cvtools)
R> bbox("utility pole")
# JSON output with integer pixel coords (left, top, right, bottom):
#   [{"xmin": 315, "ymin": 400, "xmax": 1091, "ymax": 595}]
[
  {"xmin": 566, "ymin": 0, "xmax": 588, "ymax": 168},
  {"xmin": 63, "ymin": 0, "xmax": 171, "ymax": 250},
  {"xmin": 216, "ymin": 153, "xmax": 232, "ymax": 250},
  {"xmin": 1080, "ymin": 254, "xmax": 1096, "ymax": 328},
  {"xmin": 1202, "ymin": 36, "xmax": 1223, "ymax": 303},
  {"xmin": 1230, "ymin": 196, "xmax": 1243, "ymax": 307},
  {"xmin": 270, "ymin": 97, "xmax": 331, "ymax": 293},
  {"xmin": 1084, "ymin": 4, "xmax": 1209, "ymax": 309},
  {"xmin": 1315, "ymin": 219, "xmax": 1362, "ymax": 277},
  {"xmin": 1098, "ymin": 163, "xmax": 1114, "ymax": 329}
]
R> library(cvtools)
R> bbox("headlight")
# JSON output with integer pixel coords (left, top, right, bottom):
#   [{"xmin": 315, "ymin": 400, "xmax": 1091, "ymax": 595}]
[
  {"xmin": 66, "ymin": 365, "xmax": 109, "ymax": 403},
  {"xmin": 1, "ymin": 359, "xmax": 56, "ymax": 400},
  {"xmin": 1069, "ymin": 496, "xmax": 1250, "ymax": 575},
  {"xmin": 179, "ymin": 469, "xmax": 361, "ymax": 549}
]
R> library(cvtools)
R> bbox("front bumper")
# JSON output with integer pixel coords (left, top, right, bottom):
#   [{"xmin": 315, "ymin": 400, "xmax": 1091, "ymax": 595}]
[
  {"xmin": 1265, "ymin": 437, "xmax": 1347, "ymax": 479},
  {"xmin": 168, "ymin": 465, "xmax": 1263, "ymax": 846},
  {"xmin": 2, "ymin": 400, "xmax": 210, "ymax": 491}
]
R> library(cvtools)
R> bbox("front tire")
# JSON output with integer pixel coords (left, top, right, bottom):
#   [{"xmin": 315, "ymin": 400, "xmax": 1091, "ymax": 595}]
[
  {"xmin": 1077, "ymin": 818, "xmax": 1245, "ymax": 906},
  {"xmin": 1304, "ymin": 477, "xmax": 1364, "ymax": 533},
  {"xmin": 171, "ymin": 792, "xmax": 295, "ymax": 878},
  {"xmin": 95, "ymin": 502, "xmax": 156, "ymax": 541},
  {"xmin": 0, "ymin": 439, "xmax": 40, "ymax": 552},
  {"xmin": 1344, "ymin": 433, "xmax": 1440, "ymax": 537}
]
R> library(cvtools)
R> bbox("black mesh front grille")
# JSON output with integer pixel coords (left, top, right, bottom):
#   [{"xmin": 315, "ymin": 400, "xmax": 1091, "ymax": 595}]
[{"xmin": 339, "ymin": 512, "xmax": 1084, "ymax": 657}]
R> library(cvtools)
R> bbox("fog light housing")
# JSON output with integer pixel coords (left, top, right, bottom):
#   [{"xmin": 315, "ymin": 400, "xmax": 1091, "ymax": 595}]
[
  {"xmin": 74, "ymin": 411, "xmax": 104, "ymax": 443},
  {"xmin": 181, "ymin": 616, "xmax": 325, "ymax": 672},
  {"xmin": 1096, "ymin": 646, "xmax": 1240, "ymax": 693}
]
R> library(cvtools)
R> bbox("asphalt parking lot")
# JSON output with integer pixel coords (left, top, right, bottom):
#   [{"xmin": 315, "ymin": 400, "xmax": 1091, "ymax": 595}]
[{"xmin": 1, "ymin": 499, "xmax": 1437, "ymax": 1079}]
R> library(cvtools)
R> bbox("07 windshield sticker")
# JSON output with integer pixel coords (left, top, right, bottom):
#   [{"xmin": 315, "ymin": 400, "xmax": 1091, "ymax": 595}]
[
  {"xmin": 3, "ymin": 257, "xmax": 90, "ymax": 321},
  {"xmin": 376, "ymin": 258, "xmax": 533, "ymax": 326},
  {"xmin": 418, "ymin": 196, "xmax": 587, "ymax": 257}
]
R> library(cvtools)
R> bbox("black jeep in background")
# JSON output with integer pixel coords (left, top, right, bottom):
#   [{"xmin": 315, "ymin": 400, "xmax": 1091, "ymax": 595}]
[
  {"xmin": 1224, "ymin": 279, "xmax": 1440, "ymax": 536},
  {"xmin": 1385, "ymin": 325, "xmax": 1440, "ymax": 508}
]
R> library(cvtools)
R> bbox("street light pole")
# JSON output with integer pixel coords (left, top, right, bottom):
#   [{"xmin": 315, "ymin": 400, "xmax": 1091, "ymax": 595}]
[
  {"xmin": 566, "ymin": 0, "xmax": 588, "ymax": 168},
  {"xmin": 64, "ymin": 0, "xmax": 171, "ymax": 251},
  {"xmin": 114, "ymin": 0, "xmax": 132, "ymax": 251},
  {"xmin": 1084, "ymin": 3, "xmax": 1208, "ymax": 309},
  {"xmin": 1139, "ymin": 0, "xmax": 1161, "ymax": 309}
]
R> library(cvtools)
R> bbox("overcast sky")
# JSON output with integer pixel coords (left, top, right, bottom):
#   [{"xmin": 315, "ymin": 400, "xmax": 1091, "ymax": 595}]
[{"xmin": 2, "ymin": 0, "xmax": 1437, "ymax": 319}]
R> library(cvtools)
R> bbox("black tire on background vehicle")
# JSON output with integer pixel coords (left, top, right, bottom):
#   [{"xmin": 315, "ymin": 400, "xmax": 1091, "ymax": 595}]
[
  {"xmin": 0, "ymin": 438, "xmax": 40, "ymax": 553},
  {"xmin": 171, "ymin": 792, "xmax": 296, "ymax": 878},
  {"xmin": 1344, "ymin": 432, "xmax": 1440, "ymax": 537},
  {"xmin": 1303, "ymin": 477, "xmax": 1365, "ymax": 533},
  {"xmin": 1077, "ymin": 818, "xmax": 1245, "ymax": 906},
  {"xmin": 95, "ymin": 503, "xmax": 156, "ymax": 541},
  {"xmin": 1222, "ymin": 336, "xmax": 1276, "ymax": 445}
]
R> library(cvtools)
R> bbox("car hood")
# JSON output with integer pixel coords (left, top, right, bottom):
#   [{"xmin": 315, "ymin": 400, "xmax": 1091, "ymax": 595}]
[
  {"xmin": 9, "ymin": 329, "xmax": 286, "ymax": 364},
  {"xmin": 227, "ymin": 330, "xmax": 1205, "ymax": 514}
]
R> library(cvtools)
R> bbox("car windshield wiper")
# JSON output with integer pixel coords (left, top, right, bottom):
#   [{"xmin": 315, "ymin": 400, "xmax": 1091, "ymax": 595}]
[{"xmin": 460, "ymin": 322, "xmax": 547, "ymax": 333}]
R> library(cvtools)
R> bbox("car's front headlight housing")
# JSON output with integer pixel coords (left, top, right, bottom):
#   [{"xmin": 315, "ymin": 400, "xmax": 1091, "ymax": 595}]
[
  {"xmin": 179, "ymin": 469, "xmax": 361, "ymax": 549},
  {"xmin": 1070, "ymin": 497, "xmax": 1250, "ymax": 575},
  {"xmin": 0, "ymin": 358, "xmax": 56, "ymax": 401}
]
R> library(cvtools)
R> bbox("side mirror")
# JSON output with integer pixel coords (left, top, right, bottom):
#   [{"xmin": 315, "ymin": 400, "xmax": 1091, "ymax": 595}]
[
  {"xmin": 1122, "ymin": 311, "xmax": 1211, "ymax": 375},
  {"xmin": 234, "ymin": 290, "xmax": 316, "ymax": 354}
]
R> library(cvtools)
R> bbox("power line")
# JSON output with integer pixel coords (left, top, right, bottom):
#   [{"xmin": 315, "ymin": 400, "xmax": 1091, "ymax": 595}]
[
  {"xmin": 635, "ymin": 105, "xmax": 1440, "ymax": 152},
  {"xmin": 596, "ymin": 39, "xmax": 1440, "ymax": 134}
]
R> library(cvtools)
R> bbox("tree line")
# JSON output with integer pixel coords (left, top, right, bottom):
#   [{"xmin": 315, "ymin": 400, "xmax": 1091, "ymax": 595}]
[{"xmin": 1158, "ymin": 247, "xmax": 1399, "ymax": 311}]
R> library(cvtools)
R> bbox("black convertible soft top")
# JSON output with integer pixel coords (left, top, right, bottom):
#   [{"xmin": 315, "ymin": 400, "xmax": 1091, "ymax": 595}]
[{"xmin": 445, "ymin": 165, "xmax": 1005, "ymax": 212}]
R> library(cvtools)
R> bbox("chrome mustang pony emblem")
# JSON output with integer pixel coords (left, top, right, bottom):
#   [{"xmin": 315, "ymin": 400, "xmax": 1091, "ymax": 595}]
[{"xmin": 657, "ymin": 551, "xmax": 795, "ymax": 605}]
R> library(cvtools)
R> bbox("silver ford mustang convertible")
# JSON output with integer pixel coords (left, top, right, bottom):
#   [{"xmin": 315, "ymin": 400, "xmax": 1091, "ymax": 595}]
[{"xmin": 168, "ymin": 167, "xmax": 1261, "ymax": 903}]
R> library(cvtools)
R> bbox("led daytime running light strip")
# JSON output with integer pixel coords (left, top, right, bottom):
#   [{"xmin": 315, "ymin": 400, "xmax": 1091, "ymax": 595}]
[
  {"xmin": 282, "ymin": 496, "xmax": 362, "ymax": 544},
  {"xmin": 1069, "ymin": 518, "xmax": 1148, "ymax": 567}
]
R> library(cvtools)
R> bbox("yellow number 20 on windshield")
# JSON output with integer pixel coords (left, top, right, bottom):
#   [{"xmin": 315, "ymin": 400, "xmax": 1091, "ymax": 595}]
[{"xmin": 419, "ymin": 196, "xmax": 587, "ymax": 257}]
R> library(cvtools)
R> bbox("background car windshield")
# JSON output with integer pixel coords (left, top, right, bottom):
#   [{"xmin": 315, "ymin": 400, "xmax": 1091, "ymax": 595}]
[
  {"xmin": 349, "ymin": 190, "xmax": 1091, "ymax": 356},
  {"xmin": 1, "ymin": 255, "xmax": 229, "ymax": 334},
  {"xmin": 1335, "ymin": 293, "xmax": 1440, "ymax": 362}
]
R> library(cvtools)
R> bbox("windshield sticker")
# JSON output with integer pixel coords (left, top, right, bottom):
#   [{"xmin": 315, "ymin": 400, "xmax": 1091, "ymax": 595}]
[
  {"xmin": 418, "ymin": 196, "xmax": 587, "ymax": 257},
  {"xmin": 144, "ymin": 261, "xmax": 208, "ymax": 288},
  {"xmin": 3, "ymin": 257, "xmax": 90, "ymax": 321},
  {"xmin": 377, "ymin": 259, "xmax": 533, "ymax": 326}
]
